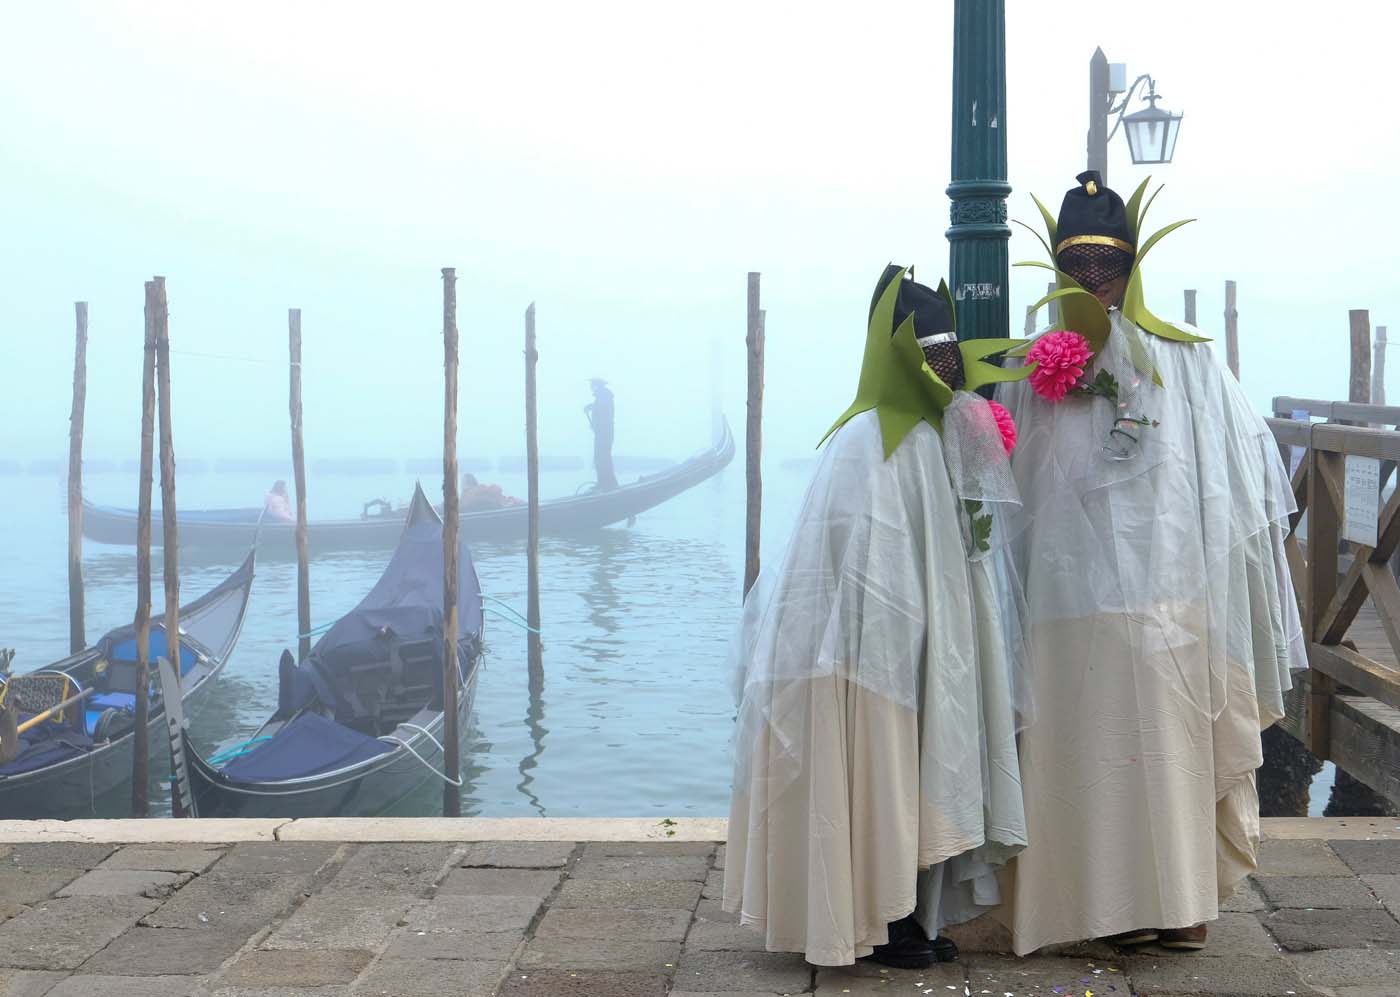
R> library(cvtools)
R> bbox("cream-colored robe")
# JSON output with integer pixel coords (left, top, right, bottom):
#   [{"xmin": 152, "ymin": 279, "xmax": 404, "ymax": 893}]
[
  {"xmin": 996, "ymin": 314, "xmax": 1304, "ymax": 955},
  {"xmin": 724, "ymin": 407, "xmax": 1029, "ymax": 966}
]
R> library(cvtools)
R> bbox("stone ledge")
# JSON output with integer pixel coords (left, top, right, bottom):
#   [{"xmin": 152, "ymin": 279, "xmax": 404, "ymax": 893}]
[{"xmin": 0, "ymin": 816, "xmax": 1393, "ymax": 845}]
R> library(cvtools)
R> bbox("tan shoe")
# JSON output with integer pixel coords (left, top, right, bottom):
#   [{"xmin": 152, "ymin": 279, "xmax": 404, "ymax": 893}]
[
  {"xmin": 1158, "ymin": 924, "xmax": 1208, "ymax": 951},
  {"xmin": 1105, "ymin": 929, "xmax": 1158, "ymax": 946}
]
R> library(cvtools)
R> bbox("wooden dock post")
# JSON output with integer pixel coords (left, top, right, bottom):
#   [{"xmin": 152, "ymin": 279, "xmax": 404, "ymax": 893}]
[
  {"xmin": 441, "ymin": 268, "xmax": 462, "ymax": 818},
  {"xmin": 744, "ymin": 273, "xmax": 763, "ymax": 598},
  {"xmin": 1184, "ymin": 288, "xmax": 1197, "ymax": 327},
  {"xmin": 1225, "ymin": 280, "xmax": 1240, "ymax": 380},
  {"xmin": 525, "ymin": 303, "xmax": 542, "ymax": 676},
  {"xmin": 1350, "ymin": 309, "xmax": 1372, "ymax": 404},
  {"xmin": 67, "ymin": 302, "xmax": 88, "ymax": 653},
  {"xmin": 1374, "ymin": 326, "xmax": 1388, "ymax": 406},
  {"xmin": 131, "ymin": 280, "xmax": 158, "ymax": 818},
  {"xmin": 154, "ymin": 278, "xmax": 180, "ymax": 694},
  {"xmin": 289, "ymin": 309, "xmax": 311, "ymax": 663}
]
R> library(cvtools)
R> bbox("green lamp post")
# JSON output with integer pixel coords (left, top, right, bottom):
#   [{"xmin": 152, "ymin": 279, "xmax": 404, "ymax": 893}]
[{"xmin": 947, "ymin": 0, "xmax": 1010, "ymax": 343}]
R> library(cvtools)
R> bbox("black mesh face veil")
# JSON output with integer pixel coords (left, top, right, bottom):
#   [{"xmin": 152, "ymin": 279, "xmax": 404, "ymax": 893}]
[{"xmin": 1057, "ymin": 242, "xmax": 1134, "ymax": 292}]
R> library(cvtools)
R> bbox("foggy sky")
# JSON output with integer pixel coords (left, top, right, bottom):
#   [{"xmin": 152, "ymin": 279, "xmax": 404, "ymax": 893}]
[{"xmin": 3, "ymin": 1, "xmax": 1397, "ymax": 470}]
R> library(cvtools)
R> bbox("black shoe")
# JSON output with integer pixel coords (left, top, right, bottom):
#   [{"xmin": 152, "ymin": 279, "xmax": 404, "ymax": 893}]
[{"xmin": 869, "ymin": 915, "xmax": 953, "ymax": 970}]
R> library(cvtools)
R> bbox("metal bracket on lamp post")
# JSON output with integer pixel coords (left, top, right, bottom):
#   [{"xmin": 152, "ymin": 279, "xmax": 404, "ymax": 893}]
[{"xmin": 1107, "ymin": 74, "xmax": 1159, "ymax": 142}]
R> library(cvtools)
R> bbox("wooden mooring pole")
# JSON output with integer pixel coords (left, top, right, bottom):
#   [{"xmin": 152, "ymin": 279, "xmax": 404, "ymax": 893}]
[
  {"xmin": 1374, "ymin": 326, "xmax": 1388, "ymax": 406},
  {"xmin": 67, "ymin": 302, "xmax": 88, "ymax": 653},
  {"xmin": 743, "ymin": 273, "xmax": 763, "ymax": 598},
  {"xmin": 525, "ymin": 303, "xmax": 542, "ymax": 676},
  {"xmin": 1183, "ymin": 288, "xmax": 1197, "ymax": 327},
  {"xmin": 441, "ymin": 268, "xmax": 462, "ymax": 818},
  {"xmin": 131, "ymin": 281, "xmax": 158, "ymax": 817},
  {"xmin": 1224, "ymin": 280, "xmax": 1239, "ymax": 380},
  {"xmin": 1350, "ymin": 309, "xmax": 1372, "ymax": 404},
  {"xmin": 289, "ymin": 309, "xmax": 311, "ymax": 663},
  {"xmin": 154, "ymin": 278, "xmax": 180, "ymax": 686}
]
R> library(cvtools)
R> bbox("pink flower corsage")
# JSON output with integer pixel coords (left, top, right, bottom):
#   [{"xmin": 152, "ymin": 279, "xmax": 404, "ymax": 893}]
[
  {"xmin": 987, "ymin": 401, "xmax": 1017, "ymax": 453},
  {"xmin": 1026, "ymin": 330, "xmax": 1093, "ymax": 402}
]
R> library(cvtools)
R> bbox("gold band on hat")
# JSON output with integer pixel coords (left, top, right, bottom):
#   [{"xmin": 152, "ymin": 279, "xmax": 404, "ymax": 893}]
[{"xmin": 1055, "ymin": 234, "xmax": 1135, "ymax": 255}]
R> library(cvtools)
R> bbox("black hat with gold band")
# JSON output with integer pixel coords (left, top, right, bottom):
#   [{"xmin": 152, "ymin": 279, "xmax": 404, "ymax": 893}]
[{"xmin": 1055, "ymin": 170, "xmax": 1135, "ymax": 292}]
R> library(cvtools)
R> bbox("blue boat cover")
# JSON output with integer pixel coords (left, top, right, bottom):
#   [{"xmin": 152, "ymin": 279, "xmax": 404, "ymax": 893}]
[
  {"xmin": 109, "ymin": 627, "xmax": 199, "ymax": 675},
  {"xmin": 220, "ymin": 711, "xmax": 394, "ymax": 782}
]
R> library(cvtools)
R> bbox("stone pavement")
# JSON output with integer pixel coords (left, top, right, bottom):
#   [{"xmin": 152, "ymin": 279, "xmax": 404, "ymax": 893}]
[{"xmin": 0, "ymin": 820, "xmax": 1396, "ymax": 996}]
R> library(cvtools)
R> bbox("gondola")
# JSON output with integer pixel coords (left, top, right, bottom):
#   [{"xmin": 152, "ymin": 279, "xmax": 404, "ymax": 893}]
[
  {"xmin": 0, "ymin": 551, "xmax": 255, "ymax": 818},
  {"xmin": 180, "ymin": 484, "xmax": 483, "ymax": 817},
  {"xmin": 82, "ymin": 420, "xmax": 736, "ymax": 555}
]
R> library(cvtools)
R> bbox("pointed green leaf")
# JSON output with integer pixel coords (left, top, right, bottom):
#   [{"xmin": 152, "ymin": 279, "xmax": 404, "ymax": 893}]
[
  {"xmin": 1135, "ymin": 218, "xmax": 1196, "ymax": 268},
  {"xmin": 1138, "ymin": 183, "xmax": 1165, "ymax": 234},
  {"xmin": 1014, "ymin": 259, "xmax": 1059, "ymax": 272},
  {"xmin": 1013, "ymin": 218, "xmax": 1056, "ymax": 265},
  {"xmin": 1030, "ymin": 192, "xmax": 1058, "ymax": 246},
  {"xmin": 1123, "ymin": 176, "xmax": 1153, "ymax": 242},
  {"xmin": 960, "ymin": 337, "xmax": 1026, "ymax": 361}
]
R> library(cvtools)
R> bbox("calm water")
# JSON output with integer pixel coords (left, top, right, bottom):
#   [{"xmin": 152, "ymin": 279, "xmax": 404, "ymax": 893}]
[
  {"xmin": 1, "ymin": 454, "xmax": 1338, "ymax": 817},
  {"xmin": 1, "ymin": 456, "xmax": 812, "ymax": 817}
]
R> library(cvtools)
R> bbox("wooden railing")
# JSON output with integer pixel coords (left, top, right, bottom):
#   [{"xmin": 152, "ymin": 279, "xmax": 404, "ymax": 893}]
[{"xmin": 1268, "ymin": 397, "xmax": 1400, "ymax": 803}]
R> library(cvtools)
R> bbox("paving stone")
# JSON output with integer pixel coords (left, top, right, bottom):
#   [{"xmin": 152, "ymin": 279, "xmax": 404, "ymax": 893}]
[
  {"xmin": 352, "ymin": 956, "xmax": 507, "ymax": 997},
  {"xmin": 383, "ymin": 926, "xmax": 525, "ymax": 961},
  {"xmin": 1258, "ymin": 838, "xmax": 1355, "ymax": 878},
  {"xmin": 713, "ymin": 844, "xmax": 725, "ymax": 870},
  {"xmin": 1262, "ymin": 908, "xmax": 1400, "ymax": 951},
  {"xmin": 535, "ymin": 907, "xmax": 691, "ymax": 942},
  {"xmin": 5, "ymin": 844, "xmax": 115, "ymax": 872},
  {"xmin": 552, "ymin": 878, "xmax": 702, "ymax": 910},
  {"xmin": 580, "ymin": 841, "xmax": 717, "ymax": 859},
  {"xmin": 1327, "ymin": 840, "xmax": 1400, "ymax": 876},
  {"xmin": 218, "ymin": 949, "xmax": 371, "ymax": 989},
  {"xmin": 79, "ymin": 925, "xmax": 247, "ymax": 976},
  {"xmin": 0, "ymin": 869, "xmax": 82, "ymax": 906},
  {"xmin": 99, "ymin": 847, "xmax": 224, "ymax": 874},
  {"xmin": 57, "ymin": 869, "xmax": 190, "ymax": 899},
  {"xmin": 0, "ymin": 895, "xmax": 159, "ymax": 971},
  {"xmin": 210, "ymin": 989, "xmax": 351, "ymax": 997},
  {"xmin": 570, "ymin": 855, "xmax": 710, "ymax": 882},
  {"xmin": 1133, "ymin": 913, "xmax": 1281, "ymax": 960},
  {"xmin": 1126, "ymin": 953, "xmax": 1312, "ymax": 996},
  {"xmin": 497, "ymin": 969, "xmax": 667, "ymax": 997},
  {"xmin": 140, "ymin": 872, "xmax": 310, "ymax": 934},
  {"xmin": 965, "ymin": 955, "xmax": 1124, "ymax": 993},
  {"xmin": 1256, "ymin": 875, "xmax": 1386, "ymax": 910},
  {"xmin": 684, "ymin": 919, "xmax": 769, "ymax": 952},
  {"xmin": 518, "ymin": 935, "xmax": 681, "ymax": 972},
  {"xmin": 211, "ymin": 842, "xmax": 339, "ymax": 878},
  {"xmin": 672, "ymin": 993, "xmax": 785, "ymax": 997},
  {"xmin": 461, "ymin": 841, "xmax": 576, "ymax": 868},
  {"xmin": 435, "ymin": 868, "xmax": 562, "ymax": 897},
  {"xmin": 322, "ymin": 843, "xmax": 456, "ymax": 895},
  {"xmin": 1288, "ymin": 947, "xmax": 1400, "ymax": 989},
  {"xmin": 261, "ymin": 892, "xmax": 417, "ymax": 950},
  {"xmin": 1362, "ymin": 873, "xmax": 1400, "ymax": 917},
  {"xmin": 692, "ymin": 899, "xmax": 740, "ymax": 926},
  {"xmin": 0, "ymin": 969, "xmax": 67, "ymax": 997},
  {"xmin": 672, "ymin": 950, "xmax": 811, "ymax": 993},
  {"xmin": 43, "ymin": 975, "xmax": 195, "ymax": 997},
  {"xmin": 1222, "ymin": 878, "xmax": 1270, "ymax": 913},
  {"xmin": 700, "ymin": 869, "xmax": 724, "ymax": 899},
  {"xmin": 816, "ymin": 959, "xmax": 963, "ymax": 994},
  {"xmin": 403, "ymin": 894, "xmax": 542, "ymax": 933},
  {"xmin": 942, "ymin": 914, "xmax": 1013, "ymax": 952}
]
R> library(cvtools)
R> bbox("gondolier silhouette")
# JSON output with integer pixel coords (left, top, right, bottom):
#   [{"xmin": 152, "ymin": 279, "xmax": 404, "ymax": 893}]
[{"xmin": 585, "ymin": 377, "xmax": 619, "ymax": 490}]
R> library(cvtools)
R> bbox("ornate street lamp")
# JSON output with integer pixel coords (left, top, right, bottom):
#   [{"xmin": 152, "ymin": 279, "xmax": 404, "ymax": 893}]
[{"xmin": 1116, "ymin": 78, "xmax": 1183, "ymax": 165}]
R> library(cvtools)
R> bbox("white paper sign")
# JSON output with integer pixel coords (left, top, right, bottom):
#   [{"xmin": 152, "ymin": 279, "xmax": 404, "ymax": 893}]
[{"xmin": 1344, "ymin": 454, "xmax": 1381, "ymax": 548}]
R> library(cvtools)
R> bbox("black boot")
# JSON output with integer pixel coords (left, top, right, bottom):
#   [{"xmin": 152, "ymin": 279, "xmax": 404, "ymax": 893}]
[{"xmin": 869, "ymin": 914, "xmax": 959, "ymax": 970}]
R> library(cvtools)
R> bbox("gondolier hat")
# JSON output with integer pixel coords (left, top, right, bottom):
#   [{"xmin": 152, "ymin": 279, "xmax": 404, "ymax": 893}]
[
  {"xmin": 1055, "ymin": 170, "xmax": 1136, "ymax": 288},
  {"xmin": 869, "ymin": 264, "xmax": 955, "ymax": 340}
]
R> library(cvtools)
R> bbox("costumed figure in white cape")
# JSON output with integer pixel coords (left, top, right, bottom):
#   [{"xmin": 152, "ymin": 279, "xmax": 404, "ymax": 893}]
[
  {"xmin": 724, "ymin": 265, "xmax": 1037, "ymax": 968},
  {"xmin": 995, "ymin": 171, "xmax": 1306, "ymax": 954}
]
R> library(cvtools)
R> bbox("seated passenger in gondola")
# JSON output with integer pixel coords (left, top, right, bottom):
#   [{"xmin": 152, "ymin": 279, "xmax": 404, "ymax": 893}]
[
  {"xmin": 460, "ymin": 472, "xmax": 522, "ymax": 513},
  {"xmin": 264, "ymin": 480, "xmax": 294, "ymax": 522}
]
